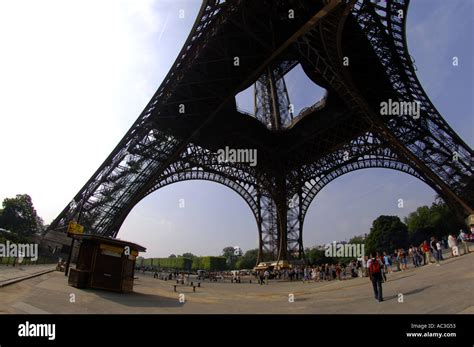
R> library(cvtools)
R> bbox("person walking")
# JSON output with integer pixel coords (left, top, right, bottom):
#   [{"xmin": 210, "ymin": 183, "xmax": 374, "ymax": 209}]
[
  {"xmin": 448, "ymin": 233, "xmax": 459, "ymax": 257},
  {"xmin": 430, "ymin": 237, "xmax": 439, "ymax": 265},
  {"xmin": 383, "ymin": 251, "xmax": 392, "ymax": 273},
  {"xmin": 258, "ymin": 270, "xmax": 264, "ymax": 285},
  {"xmin": 362, "ymin": 256, "xmax": 368, "ymax": 277},
  {"xmin": 422, "ymin": 241, "xmax": 431, "ymax": 265},
  {"xmin": 376, "ymin": 252, "xmax": 386, "ymax": 282},
  {"xmin": 459, "ymin": 229, "xmax": 470, "ymax": 255},
  {"xmin": 367, "ymin": 253, "xmax": 384, "ymax": 302},
  {"xmin": 436, "ymin": 239, "xmax": 443, "ymax": 265},
  {"xmin": 402, "ymin": 249, "xmax": 409, "ymax": 270},
  {"xmin": 336, "ymin": 264, "xmax": 342, "ymax": 280},
  {"xmin": 263, "ymin": 270, "xmax": 270, "ymax": 285}
]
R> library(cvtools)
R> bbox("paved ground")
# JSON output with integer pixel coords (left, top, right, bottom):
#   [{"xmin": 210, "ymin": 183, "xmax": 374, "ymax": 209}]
[
  {"xmin": 0, "ymin": 252, "xmax": 472, "ymax": 314},
  {"xmin": 0, "ymin": 265, "xmax": 56, "ymax": 285}
]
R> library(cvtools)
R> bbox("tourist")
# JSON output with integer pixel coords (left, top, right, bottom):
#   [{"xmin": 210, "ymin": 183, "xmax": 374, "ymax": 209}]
[
  {"xmin": 362, "ymin": 256, "xmax": 368, "ymax": 277},
  {"xmin": 394, "ymin": 250, "xmax": 401, "ymax": 271},
  {"xmin": 422, "ymin": 241, "xmax": 431, "ymax": 265},
  {"xmin": 263, "ymin": 269, "xmax": 270, "ymax": 285},
  {"xmin": 258, "ymin": 270, "xmax": 264, "ymax": 285},
  {"xmin": 336, "ymin": 263, "xmax": 342, "ymax": 280},
  {"xmin": 459, "ymin": 229, "xmax": 470, "ymax": 255},
  {"xmin": 402, "ymin": 249, "xmax": 408, "ymax": 270},
  {"xmin": 413, "ymin": 245, "xmax": 421, "ymax": 267},
  {"xmin": 356, "ymin": 260, "xmax": 362, "ymax": 278},
  {"xmin": 448, "ymin": 233, "xmax": 458, "ymax": 257},
  {"xmin": 382, "ymin": 252, "xmax": 391, "ymax": 274},
  {"xmin": 376, "ymin": 252, "xmax": 387, "ymax": 282},
  {"xmin": 430, "ymin": 237, "xmax": 439, "ymax": 265},
  {"xmin": 351, "ymin": 261, "xmax": 357, "ymax": 278},
  {"xmin": 408, "ymin": 246, "xmax": 414, "ymax": 267},
  {"xmin": 367, "ymin": 252, "xmax": 384, "ymax": 302},
  {"xmin": 436, "ymin": 239, "xmax": 443, "ymax": 262}
]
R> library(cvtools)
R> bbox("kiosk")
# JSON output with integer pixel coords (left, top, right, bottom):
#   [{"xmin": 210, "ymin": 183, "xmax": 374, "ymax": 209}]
[{"xmin": 68, "ymin": 234, "xmax": 146, "ymax": 292}]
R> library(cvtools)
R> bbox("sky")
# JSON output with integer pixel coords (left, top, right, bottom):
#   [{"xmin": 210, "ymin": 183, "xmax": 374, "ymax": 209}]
[{"xmin": 0, "ymin": 0, "xmax": 472, "ymax": 257}]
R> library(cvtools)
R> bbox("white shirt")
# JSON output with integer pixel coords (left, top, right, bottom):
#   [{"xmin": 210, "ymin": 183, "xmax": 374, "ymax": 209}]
[{"xmin": 448, "ymin": 235, "xmax": 456, "ymax": 248}]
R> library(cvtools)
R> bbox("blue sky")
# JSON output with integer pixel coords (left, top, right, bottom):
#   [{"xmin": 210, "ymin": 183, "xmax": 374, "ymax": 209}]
[{"xmin": 0, "ymin": 0, "xmax": 472, "ymax": 257}]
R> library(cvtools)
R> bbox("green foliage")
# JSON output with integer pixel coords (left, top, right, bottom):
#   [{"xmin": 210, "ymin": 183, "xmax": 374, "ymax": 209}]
[
  {"xmin": 365, "ymin": 215, "xmax": 408, "ymax": 255},
  {"xmin": 404, "ymin": 202, "xmax": 464, "ymax": 241},
  {"xmin": 196, "ymin": 256, "xmax": 227, "ymax": 271},
  {"xmin": 222, "ymin": 246, "xmax": 237, "ymax": 269},
  {"xmin": 235, "ymin": 249, "xmax": 258, "ymax": 269},
  {"xmin": 305, "ymin": 247, "xmax": 329, "ymax": 265},
  {"xmin": 191, "ymin": 257, "xmax": 202, "ymax": 270},
  {"xmin": 0, "ymin": 194, "xmax": 42, "ymax": 235},
  {"xmin": 348, "ymin": 235, "xmax": 366, "ymax": 245},
  {"xmin": 141, "ymin": 256, "xmax": 226, "ymax": 271},
  {"xmin": 143, "ymin": 257, "xmax": 192, "ymax": 270},
  {"xmin": 405, "ymin": 206, "xmax": 432, "ymax": 232},
  {"xmin": 0, "ymin": 229, "xmax": 34, "ymax": 244}
]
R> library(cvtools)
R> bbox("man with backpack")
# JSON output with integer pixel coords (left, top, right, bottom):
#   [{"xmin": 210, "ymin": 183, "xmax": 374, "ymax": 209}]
[{"xmin": 367, "ymin": 252, "xmax": 384, "ymax": 302}]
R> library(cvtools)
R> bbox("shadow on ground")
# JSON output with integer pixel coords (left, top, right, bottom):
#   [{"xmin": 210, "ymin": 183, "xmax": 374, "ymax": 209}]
[
  {"xmin": 85, "ymin": 289, "xmax": 183, "ymax": 308},
  {"xmin": 384, "ymin": 285, "xmax": 433, "ymax": 301}
]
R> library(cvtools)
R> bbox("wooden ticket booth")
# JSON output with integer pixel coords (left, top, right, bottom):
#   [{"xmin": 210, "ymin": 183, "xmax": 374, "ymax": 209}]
[{"xmin": 68, "ymin": 234, "xmax": 146, "ymax": 292}]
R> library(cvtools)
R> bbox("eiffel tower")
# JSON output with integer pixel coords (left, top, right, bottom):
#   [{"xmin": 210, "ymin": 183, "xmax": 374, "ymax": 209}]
[{"xmin": 49, "ymin": 0, "xmax": 473, "ymax": 263}]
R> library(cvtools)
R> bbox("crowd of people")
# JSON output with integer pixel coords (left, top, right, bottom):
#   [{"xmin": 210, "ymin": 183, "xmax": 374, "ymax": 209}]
[
  {"xmin": 254, "ymin": 229, "xmax": 472, "ymax": 305},
  {"xmin": 137, "ymin": 230, "xmax": 472, "ymax": 301},
  {"xmin": 365, "ymin": 229, "xmax": 471, "ymax": 302}
]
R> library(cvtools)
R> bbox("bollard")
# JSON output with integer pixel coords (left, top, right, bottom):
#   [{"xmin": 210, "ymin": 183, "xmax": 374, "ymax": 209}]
[
  {"xmin": 173, "ymin": 285, "xmax": 177, "ymax": 292},
  {"xmin": 193, "ymin": 286, "xmax": 196, "ymax": 292},
  {"xmin": 197, "ymin": 282, "xmax": 201, "ymax": 287},
  {"xmin": 190, "ymin": 281, "xmax": 193, "ymax": 286}
]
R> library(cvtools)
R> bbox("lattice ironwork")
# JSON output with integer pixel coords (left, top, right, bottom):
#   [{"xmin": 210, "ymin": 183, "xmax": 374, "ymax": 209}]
[{"xmin": 49, "ymin": 0, "xmax": 473, "ymax": 265}]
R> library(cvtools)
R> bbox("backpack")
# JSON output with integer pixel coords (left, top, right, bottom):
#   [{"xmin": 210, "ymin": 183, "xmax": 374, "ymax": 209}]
[{"xmin": 369, "ymin": 259, "xmax": 381, "ymax": 274}]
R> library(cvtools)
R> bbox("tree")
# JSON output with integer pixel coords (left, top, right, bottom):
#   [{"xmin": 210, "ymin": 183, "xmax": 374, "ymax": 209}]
[
  {"xmin": 305, "ymin": 247, "xmax": 329, "ymax": 265},
  {"xmin": 168, "ymin": 254, "xmax": 176, "ymax": 258},
  {"xmin": 348, "ymin": 235, "xmax": 366, "ymax": 245},
  {"xmin": 0, "ymin": 194, "xmax": 41, "ymax": 235},
  {"xmin": 365, "ymin": 215, "xmax": 408, "ymax": 255},
  {"xmin": 222, "ymin": 246, "xmax": 238, "ymax": 269},
  {"xmin": 405, "ymin": 206, "xmax": 432, "ymax": 232},
  {"xmin": 235, "ymin": 249, "xmax": 258, "ymax": 269},
  {"xmin": 181, "ymin": 252, "xmax": 196, "ymax": 259},
  {"xmin": 404, "ymin": 202, "xmax": 464, "ymax": 241}
]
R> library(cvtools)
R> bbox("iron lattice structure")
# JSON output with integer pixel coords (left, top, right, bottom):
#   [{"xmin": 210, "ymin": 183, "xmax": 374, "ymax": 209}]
[{"xmin": 50, "ymin": 0, "xmax": 473, "ymax": 263}]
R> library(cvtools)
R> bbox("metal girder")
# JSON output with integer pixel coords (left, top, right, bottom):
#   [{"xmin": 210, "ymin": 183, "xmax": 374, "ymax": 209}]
[{"xmin": 49, "ymin": 0, "xmax": 473, "ymax": 265}]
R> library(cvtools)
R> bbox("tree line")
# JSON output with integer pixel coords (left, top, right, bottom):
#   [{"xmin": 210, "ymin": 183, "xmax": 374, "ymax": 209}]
[{"xmin": 1, "ymin": 193, "xmax": 467, "ymax": 268}]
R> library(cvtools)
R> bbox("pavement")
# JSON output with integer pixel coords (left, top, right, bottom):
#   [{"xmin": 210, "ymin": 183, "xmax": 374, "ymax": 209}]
[
  {"xmin": 0, "ymin": 251, "xmax": 472, "ymax": 314},
  {"xmin": 0, "ymin": 265, "xmax": 56, "ymax": 288}
]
